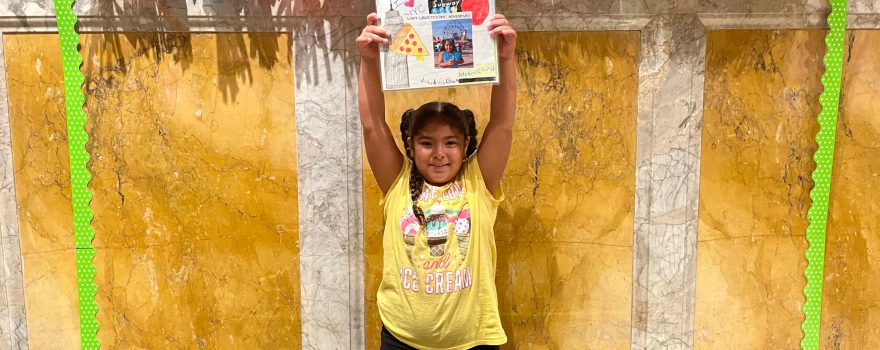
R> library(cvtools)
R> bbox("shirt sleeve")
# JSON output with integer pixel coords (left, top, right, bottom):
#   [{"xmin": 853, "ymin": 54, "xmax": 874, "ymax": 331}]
[
  {"xmin": 463, "ymin": 156, "xmax": 505, "ymax": 206},
  {"xmin": 379, "ymin": 159, "xmax": 411, "ymax": 207}
]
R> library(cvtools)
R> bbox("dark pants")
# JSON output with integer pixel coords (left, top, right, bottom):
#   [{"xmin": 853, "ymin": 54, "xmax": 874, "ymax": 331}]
[{"xmin": 381, "ymin": 326, "xmax": 500, "ymax": 350}]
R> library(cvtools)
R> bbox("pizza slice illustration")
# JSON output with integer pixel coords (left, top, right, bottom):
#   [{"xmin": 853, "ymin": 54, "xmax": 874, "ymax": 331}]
[{"xmin": 390, "ymin": 23, "xmax": 429, "ymax": 62}]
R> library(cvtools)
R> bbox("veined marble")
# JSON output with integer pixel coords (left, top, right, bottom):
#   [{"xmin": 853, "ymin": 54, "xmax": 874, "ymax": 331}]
[
  {"xmin": 698, "ymin": 13, "xmax": 829, "ymax": 29},
  {"xmin": 821, "ymin": 30, "xmax": 880, "ymax": 350},
  {"xmin": 632, "ymin": 14, "xmax": 706, "ymax": 350},
  {"xmin": 498, "ymin": 31, "xmax": 638, "ymax": 350},
  {"xmin": 694, "ymin": 0, "xmax": 827, "ymax": 13},
  {"xmin": 79, "ymin": 33, "xmax": 300, "ymax": 349},
  {"xmin": 1, "ymin": 0, "xmax": 372, "ymax": 18},
  {"xmin": 0, "ymin": 33, "xmax": 29, "ymax": 350},
  {"xmin": 508, "ymin": 15, "xmax": 652, "ymax": 32},
  {"xmin": 4, "ymin": 0, "xmax": 880, "ymax": 33},
  {"xmin": 295, "ymin": 17, "xmax": 365, "ymax": 350},
  {"xmin": 1, "ymin": 2, "xmax": 878, "ymax": 350},
  {"xmin": 3, "ymin": 32, "xmax": 306, "ymax": 349},
  {"xmin": 849, "ymin": 0, "xmax": 880, "ymax": 29},
  {"xmin": 497, "ymin": 0, "xmax": 619, "ymax": 16},
  {"xmin": 850, "ymin": 0, "xmax": 880, "ymax": 11},
  {"xmin": 0, "ymin": 0, "xmax": 52, "ymax": 17},
  {"xmin": 4, "ymin": 33, "xmax": 80, "ymax": 350},
  {"xmin": 695, "ymin": 30, "xmax": 824, "ymax": 349}
]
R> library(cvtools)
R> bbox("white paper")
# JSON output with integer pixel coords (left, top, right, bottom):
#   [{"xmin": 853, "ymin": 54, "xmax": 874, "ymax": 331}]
[{"xmin": 376, "ymin": 0, "xmax": 498, "ymax": 91}]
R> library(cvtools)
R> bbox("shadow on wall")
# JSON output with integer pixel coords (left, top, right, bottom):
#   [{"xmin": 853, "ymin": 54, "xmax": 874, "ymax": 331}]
[{"xmin": 78, "ymin": 0, "xmax": 367, "ymax": 103}]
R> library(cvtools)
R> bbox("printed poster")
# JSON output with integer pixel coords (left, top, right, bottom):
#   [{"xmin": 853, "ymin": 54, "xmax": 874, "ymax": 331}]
[{"xmin": 376, "ymin": 0, "xmax": 498, "ymax": 91}]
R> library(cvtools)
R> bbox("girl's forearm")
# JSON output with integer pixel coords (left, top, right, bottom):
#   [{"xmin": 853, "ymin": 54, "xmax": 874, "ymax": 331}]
[
  {"xmin": 358, "ymin": 57, "xmax": 387, "ymax": 133},
  {"xmin": 490, "ymin": 56, "xmax": 516, "ymax": 125}
]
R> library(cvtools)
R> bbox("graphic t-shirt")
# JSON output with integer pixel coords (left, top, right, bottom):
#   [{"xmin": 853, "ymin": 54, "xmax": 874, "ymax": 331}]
[
  {"xmin": 378, "ymin": 158, "xmax": 506, "ymax": 350},
  {"xmin": 441, "ymin": 51, "xmax": 464, "ymax": 67}
]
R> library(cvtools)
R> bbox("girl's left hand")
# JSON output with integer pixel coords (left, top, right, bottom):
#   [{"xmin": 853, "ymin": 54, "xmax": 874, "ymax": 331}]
[{"xmin": 487, "ymin": 14, "xmax": 517, "ymax": 59}]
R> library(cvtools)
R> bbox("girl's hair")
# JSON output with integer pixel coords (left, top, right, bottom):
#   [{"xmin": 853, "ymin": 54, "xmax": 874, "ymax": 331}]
[{"xmin": 400, "ymin": 101, "xmax": 478, "ymax": 225}]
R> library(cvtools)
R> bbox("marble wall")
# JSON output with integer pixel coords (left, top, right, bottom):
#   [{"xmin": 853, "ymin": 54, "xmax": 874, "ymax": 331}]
[
  {"xmin": 5, "ymin": 33, "xmax": 301, "ymax": 349},
  {"xmin": 4, "ymin": 34, "xmax": 81, "ymax": 350},
  {"xmin": 821, "ymin": 30, "xmax": 880, "ymax": 350},
  {"xmin": 1, "ymin": 1, "xmax": 879, "ymax": 349},
  {"xmin": 695, "ymin": 30, "xmax": 824, "ymax": 349},
  {"xmin": 497, "ymin": 32, "xmax": 637, "ymax": 350},
  {"xmin": 0, "ymin": 33, "xmax": 29, "ymax": 350},
  {"xmin": 364, "ymin": 31, "xmax": 638, "ymax": 349}
]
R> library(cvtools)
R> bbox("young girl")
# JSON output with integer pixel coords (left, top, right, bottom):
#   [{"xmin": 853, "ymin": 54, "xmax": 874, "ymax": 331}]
[
  {"xmin": 357, "ymin": 13, "xmax": 517, "ymax": 350},
  {"xmin": 437, "ymin": 39, "xmax": 464, "ymax": 68}
]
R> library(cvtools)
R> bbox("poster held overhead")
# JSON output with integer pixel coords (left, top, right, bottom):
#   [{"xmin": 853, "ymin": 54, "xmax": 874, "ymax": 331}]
[{"xmin": 376, "ymin": 0, "xmax": 498, "ymax": 91}]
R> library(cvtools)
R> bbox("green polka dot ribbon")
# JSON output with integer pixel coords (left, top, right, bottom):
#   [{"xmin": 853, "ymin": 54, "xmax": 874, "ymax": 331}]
[
  {"xmin": 53, "ymin": 0, "xmax": 101, "ymax": 348},
  {"xmin": 802, "ymin": 1, "xmax": 847, "ymax": 349}
]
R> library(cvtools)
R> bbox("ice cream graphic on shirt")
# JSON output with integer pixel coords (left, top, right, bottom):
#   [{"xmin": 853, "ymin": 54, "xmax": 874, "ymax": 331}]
[
  {"xmin": 395, "ymin": 175, "xmax": 478, "ymax": 297},
  {"xmin": 425, "ymin": 204, "xmax": 449, "ymax": 256},
  {"xmin": 400, "ymin": 182, "xmax": 472, "ymax": 261}
]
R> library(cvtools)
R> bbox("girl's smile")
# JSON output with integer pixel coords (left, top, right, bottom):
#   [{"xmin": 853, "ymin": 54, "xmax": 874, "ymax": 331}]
[{"xmin": 410, "ymin": 118, "xmax": 469, "ymax": 185}]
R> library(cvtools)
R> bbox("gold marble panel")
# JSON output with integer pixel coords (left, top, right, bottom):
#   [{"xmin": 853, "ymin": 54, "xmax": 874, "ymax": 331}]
[
  {"xmin": 364, "ymin": 31, "xmax": 638, "ymax": 349},
  {"xmin": 821, "ymin": 30, "xmax": 880, "ymax": 350},
  {"xmin": 78, "ymin": 33, "xmax": 299, "ymax": 349},
  {"xmin": 696, "ymin": 30, "xmax": 824, "ymax": 349},
  {"xmin": 5, "ymin": 34, "xmax": 81, "ymax": 350},
  {"xmin": 497, "ymin": 31, "xmax": 636, "ymax": 350}
]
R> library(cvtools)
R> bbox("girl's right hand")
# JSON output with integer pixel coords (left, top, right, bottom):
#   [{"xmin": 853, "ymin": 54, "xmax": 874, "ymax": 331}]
[{"xmin": 356, "ymin": 13, "xmax": 390, "ymax": 60}]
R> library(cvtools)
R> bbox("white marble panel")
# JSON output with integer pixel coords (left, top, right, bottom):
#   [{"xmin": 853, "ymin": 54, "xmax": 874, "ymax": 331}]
[
  {"xmin": 849, "ymin": 0, "xmax": 880, "ymax": 28},
  {"xmin": 294, "ymin": 16, "xmax": 365, "ymax": 350},
  {"xmin": 509, "ymin": 14, "xmax": 652, "ymax": 31},
  {"xmin": 631, "ymin": 14, "xmax": 706, "ymax": 350},
  {"xmin": 0, "ymin": 33, "xmax": 30, "ymax": 350}
]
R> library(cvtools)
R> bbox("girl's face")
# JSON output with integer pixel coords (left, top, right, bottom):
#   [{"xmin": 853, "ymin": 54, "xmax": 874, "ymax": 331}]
[
  {"xmin": 409, "ymin": 118, "xmax": 469, "ymax": 186},
  {"xmin": 444, "ymin": 42, "xmax": 452, "ymax": 52}
]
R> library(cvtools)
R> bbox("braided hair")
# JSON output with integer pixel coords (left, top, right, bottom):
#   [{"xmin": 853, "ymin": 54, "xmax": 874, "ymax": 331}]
[{"xmin": 400, "ymin": 101, "xmax": 478, "ymax": 225}]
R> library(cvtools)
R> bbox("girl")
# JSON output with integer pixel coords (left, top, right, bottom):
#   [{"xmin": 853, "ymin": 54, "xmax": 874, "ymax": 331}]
[
  {"xmin": 357, "ymin": 12, "xmax": 517, "ymax": 350},
  {"xmin": 437, "ymin": 39, "xmax": 464, "ymax": 68}
]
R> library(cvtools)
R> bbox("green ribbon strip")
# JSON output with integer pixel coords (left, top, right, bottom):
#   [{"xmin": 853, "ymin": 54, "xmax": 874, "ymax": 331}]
[
  {"xmin": 52, "ymin": 1, "xmax": 101, "ymax": 348},
  {"xmin": 802, "ymin": 1, "xmax": 848, "ymax": 349}
]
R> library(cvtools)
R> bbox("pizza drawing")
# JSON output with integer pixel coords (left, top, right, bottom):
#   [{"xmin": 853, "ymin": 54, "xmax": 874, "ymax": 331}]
[{"xmin": 390, "ymin": 23, "xmax": 429, "ymax": 62}]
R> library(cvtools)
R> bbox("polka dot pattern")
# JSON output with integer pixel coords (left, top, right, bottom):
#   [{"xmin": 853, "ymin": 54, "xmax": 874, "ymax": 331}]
[
  {"xmin": 53, "ymin": 0, "xmax": 101, "ymax": 348},
  {"xmin": 802, "ymin": 1, "xmax": 848, "ymax": 349}
]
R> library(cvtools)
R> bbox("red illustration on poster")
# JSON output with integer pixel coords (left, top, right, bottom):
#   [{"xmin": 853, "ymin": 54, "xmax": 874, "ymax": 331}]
[{"xmin": 460, "ymin": 0, "xmax": 489, "ymax": 25}]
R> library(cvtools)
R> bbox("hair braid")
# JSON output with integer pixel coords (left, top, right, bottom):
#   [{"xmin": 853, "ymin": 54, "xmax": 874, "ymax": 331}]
[
  {"xmin": 400, "ymin": 109, "xmax": 427, "ymax": 225},
  {"xmin": 462, "ymin": 109, "xmax": 478, "ymax": 157},
  {"xmin": 409, "ymin": 167, "xmax": 426, "ymax": 225}
]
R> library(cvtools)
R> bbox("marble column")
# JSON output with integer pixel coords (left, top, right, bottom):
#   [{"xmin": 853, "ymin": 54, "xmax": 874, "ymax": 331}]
[
  {"xmin": 631, "ymin": 14, "xmax": 706, "ymax": 350},
  {"xmin": 294, "ymin": 16, "xmax": 365, "ymax": 350},
  {"xmin": 0, "ymin": 33, "xmax": 29, "ymax": 350}
]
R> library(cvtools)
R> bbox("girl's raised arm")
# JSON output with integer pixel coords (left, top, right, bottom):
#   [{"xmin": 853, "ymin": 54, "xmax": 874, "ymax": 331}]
[
  {"xmin": 357, "ymin": 13, "xmax": 404, "ymax": 193},
  {"xmin": 477, "ymin": 14, "xmax": 517, "ymax": 194}
]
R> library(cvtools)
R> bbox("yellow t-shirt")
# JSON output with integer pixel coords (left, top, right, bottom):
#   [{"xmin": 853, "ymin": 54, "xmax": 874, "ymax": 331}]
[{"xmin": 378, "ymin": 157, "xmax": 506, "ymax": 350}]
